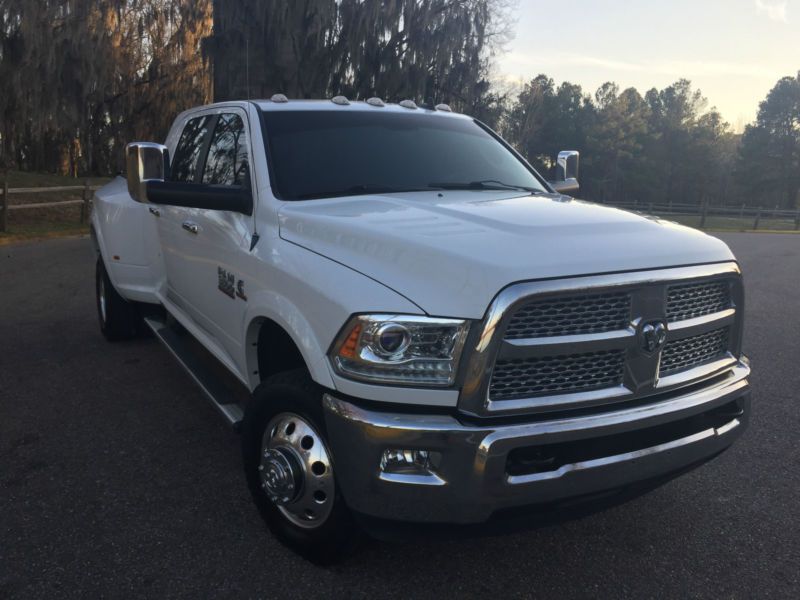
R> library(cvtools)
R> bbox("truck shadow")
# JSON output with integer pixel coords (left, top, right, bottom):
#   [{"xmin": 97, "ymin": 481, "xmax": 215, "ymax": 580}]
[{"xmin": 326, "ymin": 471, "xmax": 730, "ymax": 594}]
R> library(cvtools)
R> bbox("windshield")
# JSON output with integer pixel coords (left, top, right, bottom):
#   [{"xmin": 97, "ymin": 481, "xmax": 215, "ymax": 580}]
[{"xmin": 260, "ymin": 110, "xmax": 549, "ymax": 200}]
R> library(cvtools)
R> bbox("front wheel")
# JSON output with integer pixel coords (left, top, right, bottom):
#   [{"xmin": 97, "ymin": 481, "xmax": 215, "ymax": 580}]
[{"xmin": 241, "ymin": 370, "xmax": 360, "ymax": 563}]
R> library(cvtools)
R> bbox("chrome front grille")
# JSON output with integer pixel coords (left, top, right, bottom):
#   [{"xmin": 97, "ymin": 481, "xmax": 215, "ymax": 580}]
[
  {"xmin": 660, "ymin": 327, "xmax": 730, "ymax": 376},
  {"xmin": 459, "ymin": 263, "xmax": 744, "ymax": 417},
  {"xmin": 667, "ymin": 281, "xmax": 731, "ymax": 322},
  {"xmin": 490, "ymin": 350, "xmax": 625, "ymax": 401},
  {"xmin": 504, "ymin": 292, "xmax": 631, "ymax": 339}
]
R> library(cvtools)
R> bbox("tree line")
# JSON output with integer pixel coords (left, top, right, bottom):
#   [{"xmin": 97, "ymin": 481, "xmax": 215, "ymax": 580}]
[
  {"xmin": 0, "ymin": 0, "xmax": 213, "ymax": 176},
  {"xmin": 0, "ymin": 0, "xmax": 797, "ymax": 208},
  {"xmin": 505, "ymin": 74, "xmax": 800, "ymax": 209}
]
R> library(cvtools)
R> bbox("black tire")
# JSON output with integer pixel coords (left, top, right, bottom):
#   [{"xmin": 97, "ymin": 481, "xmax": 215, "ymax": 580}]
[
  {"xmin": 241, "ymin": 369, "xmax": 361, "ymax": 564},
  {"xmin": 95, "ymin": 257, "xmax": 138, "ymax": 341}
]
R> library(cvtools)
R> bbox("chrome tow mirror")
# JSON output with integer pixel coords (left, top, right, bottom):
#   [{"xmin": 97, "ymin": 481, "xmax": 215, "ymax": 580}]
[
  {"xmin": 550, "ymin": 150, "xmax": 580, "ymax": 195},
  {"xmin": 126, "ymin": 142, "xmax": 170, "ymax": 203}
]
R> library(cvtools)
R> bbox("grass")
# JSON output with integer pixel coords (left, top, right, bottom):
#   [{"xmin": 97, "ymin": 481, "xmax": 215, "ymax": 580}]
[
  {"xmin": 665, "ymin": 214, "xmax": 800, "ymax": 233},
  {"xmin": 0, "ymin": 223, "xmax": 91, "ymax": 245},
  {"xmin": 1, "ymin": 170, "xmax": 112, "ymax": 244},
  {"xmin": 3, "ymin": 170, "xmax": 107, "ymax": 188}
]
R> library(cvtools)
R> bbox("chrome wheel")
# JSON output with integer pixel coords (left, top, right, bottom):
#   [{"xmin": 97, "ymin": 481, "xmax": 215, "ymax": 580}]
[
  {"xmin": 98, "ymin": 276, "xmax": 107, "ymax": 323},
  {"xmin": 260, "ymin": 412, "xmax": 335, "ymax": 529}
]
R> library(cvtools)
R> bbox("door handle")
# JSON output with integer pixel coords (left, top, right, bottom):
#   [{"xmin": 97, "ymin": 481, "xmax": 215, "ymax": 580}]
[
  {"xmin": 149, "ymin": 206, "xmax": 161, "ymax": 217},
  {"xmin": 182, "ymin": 221, "xmax": 200, "ymax": 234}
]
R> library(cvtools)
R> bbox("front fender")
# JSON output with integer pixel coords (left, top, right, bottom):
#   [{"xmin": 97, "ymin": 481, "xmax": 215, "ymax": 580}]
[
  {"xmin": 242, "ymin": 292, "xmax": 335, "ymax": 390},
  {"xmin": 241, "ymin": 239, "xmax": 423, "ymax": 391}
]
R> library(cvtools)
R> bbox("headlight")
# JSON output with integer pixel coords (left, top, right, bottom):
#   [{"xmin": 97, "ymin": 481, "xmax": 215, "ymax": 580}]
[{"xmin": 330, "ymin": 314, "xmax": 470, "ymax": 386}]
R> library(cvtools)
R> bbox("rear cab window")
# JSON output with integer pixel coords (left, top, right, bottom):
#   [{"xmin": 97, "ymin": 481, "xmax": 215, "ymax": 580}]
[
  {"xmin": 171, "ymin": 112, "xmax": 250, "ymax": 189},
  {"xmin": 171, "ymin": 115, "xmax": 212, "ymax": 183},
  {"xmin": 202, "ymin": 114, "xmax": 250, "ymax": 187}
]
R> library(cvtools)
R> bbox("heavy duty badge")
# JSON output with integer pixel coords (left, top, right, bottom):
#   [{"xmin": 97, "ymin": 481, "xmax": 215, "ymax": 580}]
[{"xmin": 218, "ymin": 267, "xmax": 246, "ymax": 301}]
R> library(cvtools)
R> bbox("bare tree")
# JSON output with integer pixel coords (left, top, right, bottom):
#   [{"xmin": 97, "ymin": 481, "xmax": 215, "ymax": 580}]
[{"xmin": 209, "ymin": 0, "xmax": 513, "ymax": 121}]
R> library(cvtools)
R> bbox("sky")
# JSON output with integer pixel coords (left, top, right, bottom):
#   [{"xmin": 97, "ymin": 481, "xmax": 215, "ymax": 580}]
[{"xmin": 497, "ymin": 0, "xmax": 799, "ymax": 130}]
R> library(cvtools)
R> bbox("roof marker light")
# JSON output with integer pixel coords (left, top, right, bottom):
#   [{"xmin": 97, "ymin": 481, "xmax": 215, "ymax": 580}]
[
  {"xmin": 331, "ymin": 95, "xmax": 350, "ymax": 105},
  {"xmin": 435, "ymin": 103, "xmax": 452, "ymax": 112},
  {"xmin": 270, "ymin": 93, "xmax": 288, "ymax": 103},
  {"xmin": 399, "ymin": 99, "xmax": 418, "ymax": 110},
  {"xmin": 366, "ymin": 97, "xmax": 385, "ymax": 107}
]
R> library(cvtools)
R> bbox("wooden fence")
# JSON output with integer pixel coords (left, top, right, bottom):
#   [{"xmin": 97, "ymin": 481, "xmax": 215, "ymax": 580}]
[
  {"xmin": 599, "ymin": 199, "xmax": 800, "ymax": 231},
  {"xmin": 1, "ymin": 182, "xmax": 799, "ymax": 233},
  {"xmin": 0, "ymin": 180, "xmax": 104, "ymax": 232}
]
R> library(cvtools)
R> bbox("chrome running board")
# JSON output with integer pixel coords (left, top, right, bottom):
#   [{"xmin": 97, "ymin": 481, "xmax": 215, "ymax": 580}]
[{"xmin": 143, "ymin": 316, "xmax": 245, "ymax": 429}]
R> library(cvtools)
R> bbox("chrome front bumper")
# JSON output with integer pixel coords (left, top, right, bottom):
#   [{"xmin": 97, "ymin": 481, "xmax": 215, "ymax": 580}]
[{"xmin": 322, "ymin": 361, "xmax": 750, "ymax": 524}]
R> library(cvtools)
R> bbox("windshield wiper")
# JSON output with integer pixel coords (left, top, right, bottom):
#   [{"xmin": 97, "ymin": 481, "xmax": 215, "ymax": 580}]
[
  {"xmin": 428, "ymin": 180, "xmax": 540, "ymax": 193},
  {"xmin": 294, "ymin": 184, "xmax": 437, "ymax": 200}
]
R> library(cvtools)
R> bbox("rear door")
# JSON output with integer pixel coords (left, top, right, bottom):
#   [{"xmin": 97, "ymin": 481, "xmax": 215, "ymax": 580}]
[
  {"xmin": 153, "ymin": 113, "xmax": 214, "ymax": 324},
  {"xmin": 182, "ymin": 110, "xmax": 255, "ymax": 356},
  {"xmin": 153, "ymin": 109, "xmax": 256, "ymax": 362}
]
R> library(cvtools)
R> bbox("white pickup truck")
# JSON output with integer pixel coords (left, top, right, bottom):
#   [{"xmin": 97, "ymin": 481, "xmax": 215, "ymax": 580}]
[{"xmin": 91, "ymin": 96, "xmax": 751, "ymax": 562}]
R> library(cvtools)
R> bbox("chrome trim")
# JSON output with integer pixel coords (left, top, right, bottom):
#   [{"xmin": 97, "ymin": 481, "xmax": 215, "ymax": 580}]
[
  {"xmin": 325, "ymin": 362, "xmax": 748, "ymax": 454},
  {"xmin": 125, "ymin": 141, "xmax": 169, "ymax": 203},
  {"xmin": 322, "ymin": 361, "xmax": 750, "ymax": 523},
  {"xmin": 716, "ymin": 418, "xmax": 740, "ymax": 436},
  {"xmin": 142, "ymin": 317, "xmax": 244, "ymax": 427},
  {"xmin": 656, "ymin": 355, "xmax": 737, "ymax": 389},
  {"xmin": 459, "ymin": 263, "xmax": 744, "ymax": 417},
  {"xmin": 667, "ymin": 308, "xmax": 735, "ymax": 336},
  {"xmin": 557, "ymin": 150, "xmax": 580, "ymax": 181},
  {"xmin": 484, "ymin": 385, "xmax": 630, "ymax": 414},
  {"xmin": 378, "ymin": 472, "xmax": 447, "ymax": 486},
  {"xmin": 503, "ymin": 328, "xmax": 636, "ymax": 357},
  {"xmin": 506, "ymin": 417, "xmax": 740, "ymax": 485},
  {"xmin": 261, "ymin": 412, "xmax": 336, "ymax": 529},
  {"xmin": 98, "ymin": 276, "xmax": 107, "ymax": 323},
  {"xmin": 476, "ymin": 363, "xmax": 748, "ymax": 446},
  {"xmin": 181, "ymin": 221, "xmax": 200, "ymax": 234}
]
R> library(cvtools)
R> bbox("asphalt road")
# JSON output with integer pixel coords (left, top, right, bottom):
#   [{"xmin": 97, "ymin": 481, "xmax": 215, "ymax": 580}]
[{"xmin": 1, "ymin": 233, "xmax": 798, "ymax": 599}]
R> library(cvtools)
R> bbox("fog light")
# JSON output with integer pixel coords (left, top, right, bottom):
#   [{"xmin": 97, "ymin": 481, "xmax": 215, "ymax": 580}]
[{"xmin": 380, "ymin": 449, "xmax": 434, "ymax": 473}]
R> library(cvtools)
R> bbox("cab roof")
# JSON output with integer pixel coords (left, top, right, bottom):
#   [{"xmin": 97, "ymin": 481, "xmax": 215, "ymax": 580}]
[{"xmin": 251, "ymin": 98, "xmax": 471, "ymax": 119}]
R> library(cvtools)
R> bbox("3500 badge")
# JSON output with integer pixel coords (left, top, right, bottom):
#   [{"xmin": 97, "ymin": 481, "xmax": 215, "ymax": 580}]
[{"xmin": 218, "ymin": 266, "xmax": 247, "ymax": 301}]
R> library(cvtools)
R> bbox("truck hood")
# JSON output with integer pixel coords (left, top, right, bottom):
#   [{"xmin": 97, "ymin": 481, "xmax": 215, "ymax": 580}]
[{"xmin": 278, "ymin": 191, "xmax": 735, "ymax": 319}]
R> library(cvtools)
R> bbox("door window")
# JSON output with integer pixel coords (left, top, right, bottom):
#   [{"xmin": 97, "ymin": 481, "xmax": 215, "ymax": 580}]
[
  {"xmin": 202, "ymin": 114, "xmax": 250, "ymax": 186},
  {"xmin": 171, "ymin": 115, "xmax": 212, "ymax": 183}
]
